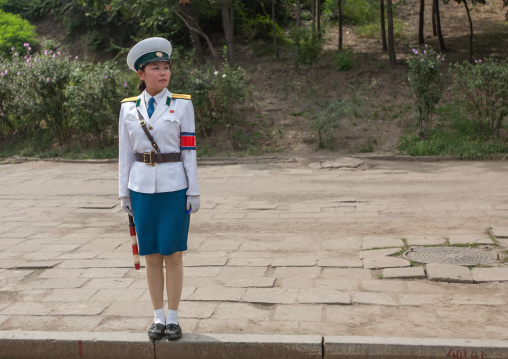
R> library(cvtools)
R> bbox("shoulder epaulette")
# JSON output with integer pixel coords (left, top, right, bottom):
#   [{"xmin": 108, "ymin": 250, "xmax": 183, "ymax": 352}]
[
  {"xmin": 121, "ymin": 96, "xmax": 138, "ymax": 103},
  {"xmin": 172, "ymin": 93, "xmax": 191, "ymax": 100}
]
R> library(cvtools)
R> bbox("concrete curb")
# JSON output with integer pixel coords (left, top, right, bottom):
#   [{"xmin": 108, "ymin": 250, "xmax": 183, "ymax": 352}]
[
  {"xmin": 0, "ymin": 331, "xmax": 153, "ymax": 359},
  {"xmin": 1, "ymin": 331, "xmax": 507, "ymax": 359},
  {"xmin": 155, "ymin": 334, "xmax": 322, "ymax": 359},
  {"xmin": 2, "ymin": 154, "xmax": 507, "ymax": 166},
  {"xmin": 325, "ymin": 336, "xmax": 508, "ymax": 359}
]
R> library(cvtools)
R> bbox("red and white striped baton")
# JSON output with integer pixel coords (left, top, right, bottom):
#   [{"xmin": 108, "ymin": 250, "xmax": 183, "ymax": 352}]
[{"xmin": 128, "ymin": 215, "xmax": 141, "ymax": 270}]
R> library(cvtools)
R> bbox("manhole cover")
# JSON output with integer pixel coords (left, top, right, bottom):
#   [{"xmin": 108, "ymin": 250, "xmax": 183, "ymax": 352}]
[{"xmin": 403, "ymin": 247, "xmax": 503, "ymax": 266}]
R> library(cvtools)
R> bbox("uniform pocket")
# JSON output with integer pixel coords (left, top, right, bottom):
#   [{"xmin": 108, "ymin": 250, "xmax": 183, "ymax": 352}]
[
  {"xmin": 126, "ymin": 115, "xmax": 139, "ymax": 122},
  {"xmin": 162, "ymin": 113, "xmax": 181, "ymax": 123}
]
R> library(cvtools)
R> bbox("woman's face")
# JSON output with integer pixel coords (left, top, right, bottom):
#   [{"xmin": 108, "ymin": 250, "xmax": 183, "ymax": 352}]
[{"xmin": 138, "ymin": 61, "xmax": 171, "ymax": 96}]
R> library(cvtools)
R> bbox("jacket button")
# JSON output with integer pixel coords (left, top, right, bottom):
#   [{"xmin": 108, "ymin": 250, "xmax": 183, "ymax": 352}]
[{"xmin": 149, "ymin": 126, "xmax": 153, "ymax": 130}]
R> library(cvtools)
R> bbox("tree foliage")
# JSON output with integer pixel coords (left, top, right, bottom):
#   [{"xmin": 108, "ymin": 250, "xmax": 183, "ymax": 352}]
[{"xmin": 0, "ymin": 10, "xmax": 37, "ymax": 56}]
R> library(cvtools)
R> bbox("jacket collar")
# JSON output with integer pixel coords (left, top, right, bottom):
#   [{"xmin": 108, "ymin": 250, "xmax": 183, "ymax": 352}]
[
  {"xmin": 149, "ymin": 88, "xmax": 171, "ymax": 124},
  {"xmin": 136, "ymin": 88, "xmax": 171, "ymax": 124}
]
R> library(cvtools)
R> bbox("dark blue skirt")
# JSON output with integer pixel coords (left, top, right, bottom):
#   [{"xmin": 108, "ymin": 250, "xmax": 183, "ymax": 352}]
[{"xmin": 130, "ymin": 189, "xmax": 190, "ymax": 256}]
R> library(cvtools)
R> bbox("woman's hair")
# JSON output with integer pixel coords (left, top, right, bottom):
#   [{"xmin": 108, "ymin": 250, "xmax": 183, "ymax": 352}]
[{"xmin": 138, "ymin": 80, "xmax": 146, "ymax": 94}]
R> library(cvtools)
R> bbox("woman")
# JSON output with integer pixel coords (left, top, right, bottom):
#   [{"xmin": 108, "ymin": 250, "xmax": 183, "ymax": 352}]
[{"xmin": 118, "ymin": 37, "xmax": 200, "ymax": 340}]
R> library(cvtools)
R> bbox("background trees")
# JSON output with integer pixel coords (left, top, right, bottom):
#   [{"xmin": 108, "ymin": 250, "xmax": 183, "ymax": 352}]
[{"xmin": 0, "ymin": 0, "xmax": 506, "ymax": 159}]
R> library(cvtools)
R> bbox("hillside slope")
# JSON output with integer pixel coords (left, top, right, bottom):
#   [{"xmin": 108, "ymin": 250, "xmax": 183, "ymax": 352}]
[{"xmin": 31, "ymin": 0, "xmax": 508, "ymax": 157}]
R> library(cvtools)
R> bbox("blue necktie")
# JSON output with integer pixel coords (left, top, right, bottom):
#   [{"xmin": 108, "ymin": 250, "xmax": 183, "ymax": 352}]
[{"xmin": 147, "ymin": 97, "xmax": 155, "ymax": 118}]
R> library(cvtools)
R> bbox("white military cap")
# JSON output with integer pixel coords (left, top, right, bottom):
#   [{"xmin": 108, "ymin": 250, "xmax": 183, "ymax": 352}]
[{"xmin": 127, "ymin": 37, "xmax": 172, "ymax": 72}]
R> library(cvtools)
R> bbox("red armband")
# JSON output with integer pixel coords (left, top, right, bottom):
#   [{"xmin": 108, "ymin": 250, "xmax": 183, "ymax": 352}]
[{"xmin": 181, "ymin": 132, "xmax": 196, "ymax": 150}]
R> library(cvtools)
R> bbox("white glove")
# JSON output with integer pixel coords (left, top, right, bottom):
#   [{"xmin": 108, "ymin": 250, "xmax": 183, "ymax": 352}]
[
  {"xmin": 120, "ymin": 197, "xmax": 133, "ymax": 216},
  {"xmin": 186, "ymin": 195, "xmax": 200, "ymax": 214}
]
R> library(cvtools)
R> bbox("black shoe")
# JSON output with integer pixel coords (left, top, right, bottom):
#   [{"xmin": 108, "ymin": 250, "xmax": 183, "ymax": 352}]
[
  {"xmin": 148, "ymin": 323, "xmax": 165, "ymax": 339},
  {"xmin": 165, "ymin": 323, "xmax": 182, "ymax": 340}
]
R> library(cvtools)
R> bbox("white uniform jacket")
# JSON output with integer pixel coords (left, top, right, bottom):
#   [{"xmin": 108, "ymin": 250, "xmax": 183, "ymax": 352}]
[{"xmin": 118, "ymin": 88, "xmax": 200, "ymax": 198}]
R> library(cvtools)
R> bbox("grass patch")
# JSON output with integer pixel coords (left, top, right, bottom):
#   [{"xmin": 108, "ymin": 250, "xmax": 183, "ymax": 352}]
[
  {"xmin": 350, "ymin": 136, "xmax": 376, "ymax": 153},
  {"xmin": 398, "ymin": 116, "xmax": 508, "ymax": 159},
  {"xmin": 373, "ymin": 103, "xmax": 413, "ymax": 122},
  {"xmin": 0, "ymin": 133, "xmax": 118, "ymax": 159},
  {"xmin": 356, "ymin": 18, "xmax": 407, "ymax": 41}
]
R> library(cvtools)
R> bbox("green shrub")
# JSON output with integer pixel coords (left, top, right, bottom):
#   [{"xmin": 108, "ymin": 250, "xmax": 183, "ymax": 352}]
[
  {"xmin": 288, "ymin": 26, "xmax": 324, "ymax": 66},
  {"xmin": 311, "ymin": 101, "xmax": 343, "ymax": 149},
  {"xmin": 352, "ymin": 136, "xmax": 376, "ymax": 153},
  {"xmin": 450, "ymin": 58, "xmax": 508, "ymax": 139},
  {"xmin": 65, "ymin": 61, "xmax": 130, "ymax": 145},
  {"xmin": 0, "ymin": 10, "xmax": 38, "ymax": 55},
  {"xmin": 310, "ymin": 79, "xmax": 376, "ymax": 149},
  {"xmin": 356, "ymin": 18, "xmax": 406, "ymax": 41},
  {"xmin": 333, "ymin": 48, "xmax": 354, "ymax": 71},
  {"xmin": 398, "ymin": 103, "xmax": 508, "ymax": 159},
  {"xmin": 170, "ymin": 50, "xmax": 252, "ymax": 150},
  {"xmin": 2, "ymin": 43, "xmax": 130, "ymax": 147},
  {"xmin": 342, "ymin": 78, "xmax": 377, "ymax": 122},
  {"xmin": 0, "ymin": 59, "xmax": 17, "ymax": 133},
  {"xmin": 323, "ymin": 0, "xmax": 378, "ymax": 25},
  {"xmin": 407, "ymin": 45, "xmax": 446, "ymax": 137},
  {"xmin": 245, "ymin": 13, "xmax": 275, "ymax": 40},
  {"xmin": 0, "ymin": 0, "xmax": 57, "ymax": 19},
  {"xmin": 82, "ymin": 30, "xmax": 105, "ymax": 51},
  {"xmin": 11, "ymin": 48, "xmax": 73, "ymax": 141},
  {"xmin": 245, "ymin": 13, "xmax": 290, "ymax": 56},
  {"xmin": 398, "ymin": 121, "xmax": 508, "ymax": 159}
]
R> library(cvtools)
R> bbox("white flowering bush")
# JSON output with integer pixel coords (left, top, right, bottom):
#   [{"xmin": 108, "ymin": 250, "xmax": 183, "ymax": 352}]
[
  {"xmin": 65, "ymin": 61, "xmax": 130, "ymax": 145},
  {"xmin": 11, "ymin": 46, "xmax": 74, "ymax": 141},
  {"xmin": 407, "ymin": 45, "xmax": 446, "ymax": 137},
  {"xmin": 0, "ymin": 43, "xmax": 130, "ymax": 146}
]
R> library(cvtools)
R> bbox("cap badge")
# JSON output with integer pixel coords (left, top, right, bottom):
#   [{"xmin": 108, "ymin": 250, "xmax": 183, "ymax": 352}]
[{"xmin": 156, "ymin": 52, "xmax": 163, "ymax": 57}]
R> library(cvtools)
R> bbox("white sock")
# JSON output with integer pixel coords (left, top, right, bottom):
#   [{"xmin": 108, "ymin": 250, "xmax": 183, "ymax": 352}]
[
  {"xmin": 166, "ymin": 309, "xmax": 178, "ymax": 325},
  {"xmin": 154, "ymin": 308, "xmax": 165, "ymax": 325}
]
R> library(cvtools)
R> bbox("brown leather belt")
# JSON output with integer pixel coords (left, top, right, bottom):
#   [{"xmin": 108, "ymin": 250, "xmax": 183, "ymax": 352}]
[{"xmin": 134, "ymin": 152, "xmax": 181, "ymax": 166}]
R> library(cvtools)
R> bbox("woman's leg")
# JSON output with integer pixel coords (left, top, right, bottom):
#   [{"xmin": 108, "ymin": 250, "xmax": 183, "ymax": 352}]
[
  {"xmin": 164, "ymin": 251, "xmax": 183, "ymax": 311},
  {"xmin": 145, "ymin": 253, "xmax": 165, "ymax": 310},
  {"xmin": 145, "ymin": 253, "xmax": 166, "ymax": 338}
]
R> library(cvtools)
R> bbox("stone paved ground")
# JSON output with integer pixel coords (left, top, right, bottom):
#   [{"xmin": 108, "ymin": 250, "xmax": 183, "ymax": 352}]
[{"xmin": 0, "ymin": 157, "xmax": 507, "ymax": 340}]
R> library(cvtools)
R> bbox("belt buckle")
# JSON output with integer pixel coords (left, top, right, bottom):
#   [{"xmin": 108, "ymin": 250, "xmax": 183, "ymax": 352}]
[{"xmin": 143, "ymin": 152, "xmax": 156, "ymax": 166}]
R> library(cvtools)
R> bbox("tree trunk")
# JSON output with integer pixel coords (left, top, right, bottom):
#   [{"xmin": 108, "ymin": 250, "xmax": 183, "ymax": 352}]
[
  {"xmin": 295, "ymin": 0, "xmax": 301, "ymax": 69},
  {"xmin": 435, "ymin": 0, "xmax": 445, "ymax": 51},
  {"xmin": 181, "ymin": 2, "xmax": 204, "ymax": 62},
  {"xmin": 387, "ymin": 0, "xmax": 397, "ymax": 66},
  {"xmin": 463, "ymin": 0, "xmax": 473, "ymax": 63},
  {"xmin": 219, "ymin": 0, "xmax": 235, "ymax": 65},
  {"xmin": 311, "ymin": 0, "xmax": 316, "ymax": 37},
  {"xmin": 432, "ymin": 0, "xmax": 437, "ymax": 36},
  {"xmin": 380, "ymin": 0, "xmax": 387, "ymax": 52},
  {"xmin": 338, "ymin": 0, "xmax": 343, "ymax": 51},
  {"xmin": 317, "ymin": 0, "xmax": 321, "ymax": 37},
  {"xmin": 172, "ymin": 7, "xmax": 218, "ymax": 64},
  {"xmin": 418, "ymin": 0, "xmax": 425, "ymax": 44},
  {"xmin": 272, "ymin": 0, "xmax": 279, "ymax": 59}
]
